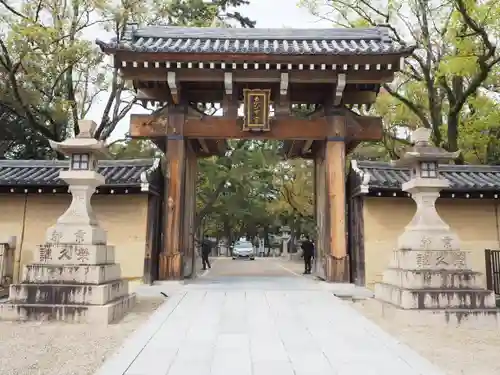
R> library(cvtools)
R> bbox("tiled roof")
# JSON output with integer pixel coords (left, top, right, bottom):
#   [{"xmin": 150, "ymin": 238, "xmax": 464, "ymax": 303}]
[
  {"xmin": 351, "ymin": 160, "xmax": 500, "ymax": 192},
  {"xmin": 96, "ymin": 25, "xmax": 414, "ymax": 56},
  {"xmin": 0, "ymin": 159, "xmax": 155, "ymax": 188}
]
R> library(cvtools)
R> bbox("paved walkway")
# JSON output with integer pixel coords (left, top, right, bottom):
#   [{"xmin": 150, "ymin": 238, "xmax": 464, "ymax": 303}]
[{"xmin": 96, "ymin": 262, "xmax": 445, "ymax": 375}]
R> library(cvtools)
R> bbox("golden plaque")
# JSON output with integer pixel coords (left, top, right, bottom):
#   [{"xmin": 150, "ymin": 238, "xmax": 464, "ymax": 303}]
[{"xmin": 242, "ymin": 89, "xmax": 271, "ymax": 131}]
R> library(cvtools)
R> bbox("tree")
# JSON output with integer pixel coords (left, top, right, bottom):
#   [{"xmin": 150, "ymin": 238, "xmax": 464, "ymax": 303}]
[
  {"xmin": 0, "ymin": 102, "xmax": 54, "ymax": 159},
  {"xmin": 299, "ymin": 0, "xmax": 500, "ymax": 163},
  {"xmin": 196, "ymin": 139, "xmax": 316, "ymax": 248},
  {"xmin": 0, "ymin": 0, "xmax": 254, "ymax": 159},
  {"xmin": 108, "ymin": 138, "xmax": 160, "ymax": 159},
  {"xmin": 196, "ymin": 140, "xmax": 282, "ymax": 241}
]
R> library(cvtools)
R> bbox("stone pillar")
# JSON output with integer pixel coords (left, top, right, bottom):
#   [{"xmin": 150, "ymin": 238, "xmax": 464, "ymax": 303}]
[
  {"xmin": 375, "ymin": 128, "xmax": 499, "ymax": 328},
  {"xmin": 0, "ymin": 120, "xmax": 135, "ymax": 323}
]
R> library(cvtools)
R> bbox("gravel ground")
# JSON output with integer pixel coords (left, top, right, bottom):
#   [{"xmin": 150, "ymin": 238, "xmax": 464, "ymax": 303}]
[
  {"xmin": 351, "ymin": 299, "xmax": 500, "ymax": 375},
  {"xmin": 0, "ymin": 297, "xmax": 164, "ymax": 375}
]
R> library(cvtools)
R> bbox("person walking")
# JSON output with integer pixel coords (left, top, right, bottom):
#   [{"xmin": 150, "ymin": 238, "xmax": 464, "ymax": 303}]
[
  {"xmin": 201, "ymin": 238, "xmax": 212, "ymax": 270},
  {"xmin": 301, "ymin": 235, "xmax": 315, "ymax": 274}
]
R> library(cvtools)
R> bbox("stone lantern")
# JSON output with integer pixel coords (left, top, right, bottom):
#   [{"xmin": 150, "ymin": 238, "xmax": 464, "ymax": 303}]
[
  {"xmin": 0, "ymin": 120, "xmax": 135, "ymax": 324},
  {"xmin": 392, "ymin": 127, "xmax": 461, "ymax": 252},
  {"xmin": 375, "ymin": 127, "xmax": 499, "ymax": 328},
  {"xmin": 46, "ymin": 120, "xmax": 109, "ymax": 245},
  {"xmin": 280, "ymin": 225, "xmax": 291, "ymax": 258}
]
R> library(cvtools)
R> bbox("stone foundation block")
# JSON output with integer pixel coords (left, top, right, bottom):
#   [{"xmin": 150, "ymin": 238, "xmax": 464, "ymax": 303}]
[
  {"xmin": 382, "ymin": 268, "xmax": 483, "ymax": 289},
  {"xmin": 375, "ymin": 283, "xmax": 496, "ymax": 309},
  {"xmin": 9, "ymin": 280, "xmax": 129, "ymax": 305},
  {"xmin": 371, "ymin": 300, "xmax": 500, "ymax": 329},
  {"xmin": 45, "ymin": 224, "xmax": 107, "ymax": 246},
  {"xmin": 0, "ymin": 293, "xmax": 136, "ymax": 324},
  {"xmin": 35, "ymin": 244, "xmax": 114, "ymax": 265},
  {"xmin": 389, "ymin": 249, "xmax": 471, "ymax": 271},
  {"xmin": 22, "ymin": 264, "xmax": 122, "ymax": 284}
]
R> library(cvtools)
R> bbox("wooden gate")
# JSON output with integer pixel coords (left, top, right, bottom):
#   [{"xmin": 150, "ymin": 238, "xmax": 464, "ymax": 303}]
[
  {"xmin": 98, "ymin": 25, "xmax": 413, "ymax": 282},
  {"xmin": 485, "ymin": 249, "xmax": 500, "ymax": 295}
]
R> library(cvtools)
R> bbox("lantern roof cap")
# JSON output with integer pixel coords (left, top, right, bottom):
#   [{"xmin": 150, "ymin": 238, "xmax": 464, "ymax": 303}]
[
  {"xmin": 391, "ymin": 127, "xmax": 460, "ymax": 167},
  {"xmin": 49, "ymin": 120, "xmax": 109, "ymax": 159}
]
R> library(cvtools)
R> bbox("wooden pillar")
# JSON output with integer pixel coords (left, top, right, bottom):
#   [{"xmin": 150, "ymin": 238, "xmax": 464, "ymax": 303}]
[
  {"xmin": 324, "ymin": 113, "xmax": 349, "ymax": 282},
  {"xmin": 182, "ymin": 144, "xmax": 198, "ymax": 278},
  {"xmin": 159, "ymin": 106, "xmax": 187, "ymax": 280},
  {"xmin": 143, "ymin": 193, "xmax": 159, "ymax": 285},
  {"xmin": 313, "ymin": 146, "xmax": 326, "ymax": 278}
]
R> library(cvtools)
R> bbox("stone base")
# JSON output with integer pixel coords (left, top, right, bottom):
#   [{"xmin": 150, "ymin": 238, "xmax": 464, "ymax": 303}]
[
  {"xmin": 382, "ymin": 268, "xmax": 483, "ymax": 289},
  {"xmin": 9, "ymin": 280, "xmax": 129, "ymax": 305},
  {"xmin": 23, "ymin": 264, "xmax": 121, "ymax": 284},
  {"xmin": 375, "ymin": 282, "xmax": 496, "ymax": 309},
  {"xmin": 0, "ymin": 293, "xmax": 136, "ymax": 324},
  {"xmin": 372, "ymin": 299, "xmax": 500, "ymax": 330}
]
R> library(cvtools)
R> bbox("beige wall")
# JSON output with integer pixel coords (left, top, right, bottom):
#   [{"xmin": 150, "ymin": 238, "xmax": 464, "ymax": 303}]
[
  {"xmin": 363, "ymin": 197, "xmax": 500, "ymax": 290},
  {"xmin": 0, "ymin": 193, "xmax": 148, "ymax": 282}
]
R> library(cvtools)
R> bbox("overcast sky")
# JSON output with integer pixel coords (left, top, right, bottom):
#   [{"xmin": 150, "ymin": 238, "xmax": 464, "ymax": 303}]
[{"xmin": 87, "ymin": 0, "xmax": 332, "ymax": 141}]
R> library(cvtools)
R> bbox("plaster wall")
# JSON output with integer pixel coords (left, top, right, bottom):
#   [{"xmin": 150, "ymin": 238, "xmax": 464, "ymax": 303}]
[
  {"xmin": 363, "ymin": 197, "xmax": 500, "ymax": 290},
  {"xmin": 0, "ymin": 194, "xmax": 148, "ymax": 282}
]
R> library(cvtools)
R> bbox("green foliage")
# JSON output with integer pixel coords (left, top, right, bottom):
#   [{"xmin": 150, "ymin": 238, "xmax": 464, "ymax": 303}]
[
  {"xmin": 0, "ymin": 0, "xmax": 253, "ymax": 159},
  {"xmin": 108, "ymin": 138, "xmax": 160, "ymax": 159},
  {"xmin": 196, "ymin": 140, "xmax": 314, "ymax": 242},
  {"xmin": 299, "ymin": 0, "xmax": 500, "ymax": 164}
]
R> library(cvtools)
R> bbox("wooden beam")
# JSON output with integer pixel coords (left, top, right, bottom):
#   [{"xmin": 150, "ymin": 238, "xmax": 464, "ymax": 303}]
[
  {"xmin": 275, "ymin": 73, "xmax": 290, "ymax": 118},
  {"xmin": 131, "ymin": 115, "xmax": 330, "ymax": 140},
  {"xmin": 346, "ymin": 140, "xmax": 361, "ymax": 154},
  {"xmin": 333, "ymin": 74, "xmax": 346, "ymax": 106},
  {"xmin": 222, "ymin": 78, "xmax": 238, "ymax": 118},
  {"xmin": 121, "ymin": 68, "xmax": 394, "ymax": 84},
  {"xmin": 131, "ymin": 112, "xmax": 381, "ymax": 142},
  {"xmin": 167, "ymin": 71, "xmax": 179, "ymax": 104},
  {"xmin": 136, "ymin": 87, "xmax": 378, "ymax": 105},
  {"xmin": 345, "ymin": 111, "xmax": 383, "ymax": 142},
  {"xmin": 111, "ymin": 50, "xmax": 406, "ymax": 66}
]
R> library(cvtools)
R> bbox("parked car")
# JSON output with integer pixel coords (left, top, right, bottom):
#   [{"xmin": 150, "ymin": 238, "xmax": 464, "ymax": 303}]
[{"xmin": 232, "ymin": 240, "xmax": 256, "ymax": 260}]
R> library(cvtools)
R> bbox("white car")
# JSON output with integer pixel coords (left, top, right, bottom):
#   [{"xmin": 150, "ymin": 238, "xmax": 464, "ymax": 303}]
[{"xmin": 232, "ymin": 241, "xmax": 256, "ymax": 260}]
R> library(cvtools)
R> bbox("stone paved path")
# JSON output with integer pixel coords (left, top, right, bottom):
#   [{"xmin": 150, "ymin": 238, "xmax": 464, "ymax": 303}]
[{"xmin": 96, "ymin": 260, "xmax": 445, "ymax": 375}]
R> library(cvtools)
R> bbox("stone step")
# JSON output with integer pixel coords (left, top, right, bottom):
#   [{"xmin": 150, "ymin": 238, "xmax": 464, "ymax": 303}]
[
  {"xmin": 22, "ymin": 264, "xmax": 122, "ymax": 285},
  {"xmin": 375, "ymin": 282, "xmax": 496, "ymax": 309},
  {"xmin": 8, "ymin": 280, "xmax": 129, "ymax": 305},
  {"xmin": 382, "ymin": 268, "xmax": 483, "ymax": 289},
  {"xmin": 388, "ymin": 249, "xmax": 472, "ymax": 271},
  {"xmin": 0, "ymin": 294, "xmax": 136, "ymax": 324},
  {"xmin": 35, "ymin": 244, "xmax": 115, "ymax": 265}
]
